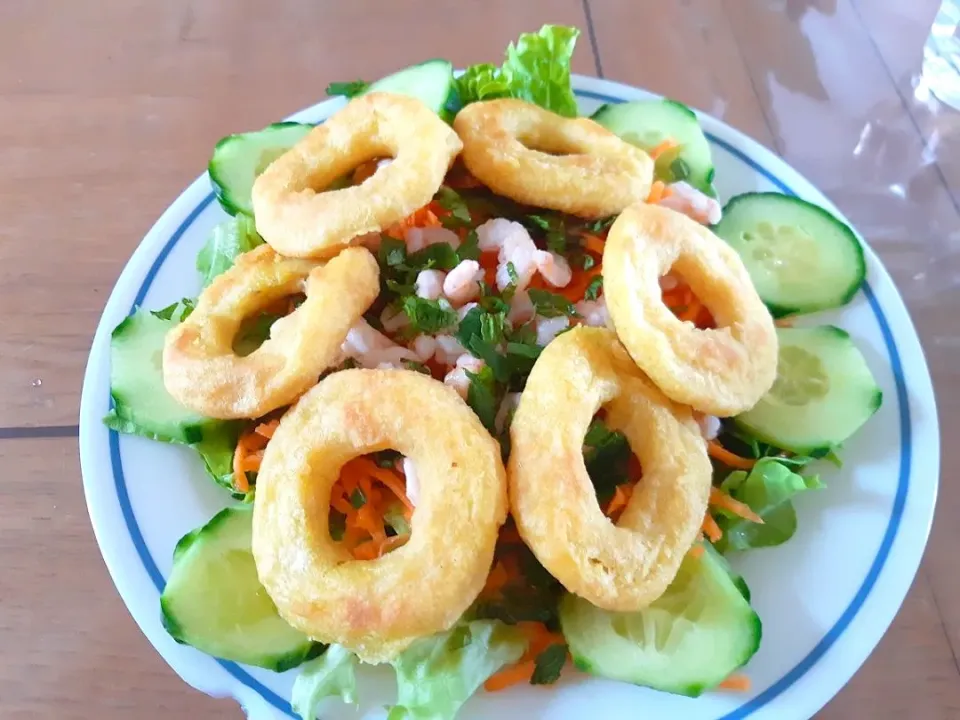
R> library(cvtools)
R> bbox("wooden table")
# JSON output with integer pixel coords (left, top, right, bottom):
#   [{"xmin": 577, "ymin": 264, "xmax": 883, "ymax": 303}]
[{"xmin": 2, "ymin": 1, "xmax": 957, "ymax": 717}]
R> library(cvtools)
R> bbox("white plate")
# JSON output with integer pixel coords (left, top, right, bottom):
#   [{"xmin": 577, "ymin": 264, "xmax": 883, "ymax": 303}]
[{"xmin": 79, "ymin": 75, "xmax": 939, "ymax": 720}]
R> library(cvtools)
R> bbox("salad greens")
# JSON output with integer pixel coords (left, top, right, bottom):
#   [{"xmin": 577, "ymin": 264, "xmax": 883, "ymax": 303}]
[
  {"xmin": 99, "ymin": 18, "xmax": 885, "ymax": 720},
  {"xmin": 387, "ymin": 621, "xmax": 526, "ymax": 719},
  {"xmin": 715, "ymin": 458, "xmax": 824, "ymax": 553},
  {"xmin": 196, "ymin": 215, "xmax": 264, "ymax": 288},
  {"xmin": 455, "ymin": 25, "xmax": 580, "ymax": 116}
]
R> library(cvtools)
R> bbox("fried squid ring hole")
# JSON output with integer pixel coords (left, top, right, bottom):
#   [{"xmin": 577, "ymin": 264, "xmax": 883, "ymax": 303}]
[
  {"xmin": 604, "ymin": 203, "xmax": 778, "ymax": 417},
  {"xmin": 252, "ymin": 92, "xmax": 463, "ymax": 258},
  {"xmin": 509, "ymin": 327, "xmax": 712, "ymax": 613},
  {"xmin": 454, "ymin": 99, "xmax": 654, "ymax": 218},
  {"xmin": 252, "ymin": 369, "xmax": 508, "ymax": 663},
  {"xmin": 162, "ymin": 245, "xmax": 379, "ymax": 419}
]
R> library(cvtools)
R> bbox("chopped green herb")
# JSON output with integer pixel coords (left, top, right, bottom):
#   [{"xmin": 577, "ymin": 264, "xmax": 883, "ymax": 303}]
[
  {"xmin": 506, "ymin": 261, "xmax": 519, "ymax": 286},
  {"xmin": 151, "ymin": 298, "xmax": 196, "ymax": 323},
  {"xmin": 373, "ymin": 450, "xmax": 401, "ymax": 468},
  {"xmin": 528, "ymin": 288, "xmax": 579, "ymax": 318},
  {"xmin": 670, "ymin": 157, "xmax": 691, "ymax": 182},
  {"xmin": 401, "ymin": 296, "xmax": 458, "ymax": 334},
  {"xmin": 402, "ymin": 359, "xmax": 431, "ymax": 375},
  {"xmin": 466, "ymin": 366, "xmax": 499, "ymax": 433},
  {"xmin": 349, "ymin": 488, "xmax": 366, "ymax": 509},
  {"xmin": 583, "ymin": 419, "xmax": 632, "ymax": 504},
  {"xmin": 435, "ymin": 187, "xmax": 472, "ymax": 228},
  {"xmin": 457, "ymin": 229, "xmax": 481, "ymax": 261},
  {"xmin": 408, "ymin": 243, "xmax": 459, "ymax": 272},
  {"xmin": 527, "ymin": 214, "xmax": 568, "ymax": 254},
  {"xmin": 584, "ymin": 276, "xmax": 603, "ymax": 301},
  {"xmin": 326, "ymin": 80, "xmax": 369, "ymax": 98},
  {"xmin": 579, "ymin": 253, "xmax": 596, "ymax": 270},
  {"xmin": 531, "ymin": 643, "xmax": 568, "ymax": 685},
  {"xmin": 585, "ymin": 216, "xmax": 615, "ymax": 234}
]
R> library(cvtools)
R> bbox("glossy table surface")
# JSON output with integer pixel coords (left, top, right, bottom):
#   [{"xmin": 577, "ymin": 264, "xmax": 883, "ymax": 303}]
[{"xmin": 1, "ymin": 1, "xmax": 958, "ymax": 718}]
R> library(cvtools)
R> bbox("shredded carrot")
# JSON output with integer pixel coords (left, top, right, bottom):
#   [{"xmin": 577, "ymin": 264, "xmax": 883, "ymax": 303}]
[
  {"xmin": 385, "ymin": 205, "xmax": 440, "ymax": 239},
  {"xmin": 648, "ymin": 138, "xmax": 679, "ymax": 161},
  {"xmin": 707, "ymin": 440, "xmax": 757, "ymax": 470},
  {"xmin": 702, "ymin": 512, "xmax": 723, "ymax": 543},
  {"xmin": 255, "ymin": 419, "xmax": 279, "ymax": 439},
  {"xmin": 775, "ymin": 316, "xmax": 795, "ymax": 327},
  {"xmin": 647, "ymin": 179, "xmax": 667, "ymax": 204},
  {"xmin": 581, "ymin": 233, "xmax": 606, "ymax": 255},
  {"xmin": 483, "ymin": 561, "xmax": 510, "ymax": 595},
  {"xmin": 352, "ymin": 457, "xmax": 413, "ymax": 510},
  {"xmin": 677, "ymin": 297, "xmax": 702, "ymax": 323},
  {"xmin": 719, "ymin": 674, "xmax": 752, "ymax": 692},
  {"xmin": 484, "ymin": 660, "xmax": 536, "ymax": 692},
  {"xmin": 605, "ymin": 485, "xmax": 633, "ymax": 517},
  {"xmin": 688, "ymin": 543, "xmax": 706, "ymax": 560},
  {"xmin": 560, "ymin": 265, "xmax": 603, "ymax": 302},
  {"xmin": 232, "ymin": 443, "xmax": 250, "ymax": 493},
  {"xmin": 710, "ymin": 486, "xmax": 764, "ymax": 524}
]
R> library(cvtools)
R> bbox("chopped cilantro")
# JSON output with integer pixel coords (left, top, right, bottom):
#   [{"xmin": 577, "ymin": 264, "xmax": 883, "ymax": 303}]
[
  {"xmin": 401, "ymin": 296, "xmax": 457, "ymax": 334},
  {"xmin": 531, "ymin": 643, "xmax": 568, "ymax": 685},
  {"xmin": 585, "ymin": 216, "xmax": 615, "ymax": 234},
  {"xmin": 457, "ymin": 229, "xmax": 481, "ymax": 261},
  {"xmin": 528, "ymin": 288, "xmax": 579, "ymax": 318},
  {"xmin": 466, "ymin": 366, "xmax": 499, "ymax": 433},
  {"xmin": 349, "ymin": 488, "xmax": 366, "ymax": 509},
  {"xmin": 584, "ymin": 276, "xmax": 603, "ymax": 301},
  {"xmin": 583, "ymin": 419, "xmax": 632, "ymax": 504},
  {"xmin": 326, "ymin": 80, "xmax": 369, "ymax": 98},
  {"xmin": 435, "ymin": 187, "xmax": 473, "ymax": 229}
]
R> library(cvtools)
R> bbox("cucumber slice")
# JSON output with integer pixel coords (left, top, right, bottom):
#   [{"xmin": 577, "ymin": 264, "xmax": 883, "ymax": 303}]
[
  {"xmin": 208, "ymin": 122, "xmax": 313, "ymax": 216},
  {"xmin": 714, "ymin": 193, "xmax": 866, "ymax": 317},
  {"xmin": 735, "ymin": 326, "xmax": 882, "ymax": 454},
  {"xmin": 362, "ymin": 59, "xmax": 456, "ymax": 116},
  {"xmin": 107, "ymin": 308, "xmax": 220, "ymax": 444},
  {"xmin": 160, "ymin": 506, "xmax": 320, "ymax": 671},
  {"xmin": 591, "ymin": 99, "xmax": 716, "ymax": 195},
  {"xmin": 560, "ymin": 545, "xmax": 761, "ymax": 697}
]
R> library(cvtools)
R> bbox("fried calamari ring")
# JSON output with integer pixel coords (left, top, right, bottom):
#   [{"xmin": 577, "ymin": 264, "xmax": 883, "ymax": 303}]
[
  {"xmin": 251, "ymin": 92, "xmax": 463, "ymax": 257},
  {"xmin": 453, "ymin": 99, "xmax": 653, "ymax": 217},
  {"xmin": 509, "ymin": 327, "xmax": 711, "ymax": 612},
  {"xmin": 252, "ymin": 369, "xmax": 508, "ymax": 663},
  {"xmin": 604, "ymin": 203, "xmax": 778, "ymax": 416},
  {"xmin": 163, "ymin": 245, "xmax": 379, "ymax": 419}
]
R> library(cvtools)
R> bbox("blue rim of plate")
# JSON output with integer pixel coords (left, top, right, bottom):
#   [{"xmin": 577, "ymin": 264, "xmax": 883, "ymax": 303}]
[{"xmin": 106, "ymin": 88, "xmax": 911, "ymax": 719}]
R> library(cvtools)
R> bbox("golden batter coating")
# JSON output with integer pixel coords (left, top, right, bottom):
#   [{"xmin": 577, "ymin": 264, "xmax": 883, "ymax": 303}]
[
  {"xmin": 252, "ymin": 92, "xmax": 463, "ymax": 257},
  {"xmin": 453, "ymin": 99, "xmax": 653, "ymax": 218},
  {"xmin": 604, "ymin": 203, "xmax": 778, "ymax": 416},
  {"xmin": 163, "ymin": 245, "xmax": 378, "ymax": 419},
  {"xmin": 509, "ymin": 327, "xmax": 712, "ymax": 612},
  {"xmin": 252, "ymin": 369, "xmax": 508, "ymax": 663}
]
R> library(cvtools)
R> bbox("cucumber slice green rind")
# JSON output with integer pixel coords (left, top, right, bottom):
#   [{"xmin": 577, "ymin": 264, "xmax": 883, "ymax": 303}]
[
  {"xmin": 107, "ymin": 310, "xmax": 219, "ymax": 445},
  {"xmin": 362, "ymin": 59, "xmax": 456, "ymax": 116},
  {"xmin": 160, "ymin": 506, "xmax": 319, "ymax": 672},
  {"xmin": 560, "ymin": 545, "xmax": 761, "ymax": 697},
  {"xmin": 734, "ymin": 326, "xmax": 882, "ymax": 454},
  {"xmin": 208, "ymin": 122, "xmax": 314, "ymax": 217},
  {"xmin": 714, "ymin": 193, "xmax": 866, "ymax": 318},
  {"xmin": 590, "ymin": 99, "xmax": 716, "ymax": 194}
]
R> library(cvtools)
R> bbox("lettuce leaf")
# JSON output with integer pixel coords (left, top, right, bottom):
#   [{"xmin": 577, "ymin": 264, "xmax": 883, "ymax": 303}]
[
  {"xmin": 196, "ymin": 216, "xmax": 264, "ymax": 288},
  {"xmin": 456, "ymin": 25, "xmax": 580, "ymax": 116},
  {"xmin": 387, "ymin": 620, "xmax": 526, "ymax": 720},
  {"xmin": 291, "ymin": 645, "xmax": 358, "ymax": 719},
  {"xmin": 715, "ymin": 458, "xmax": 824, "ymax": 553},
  {"xmin": 191, "ymin": 422, "xmax": 248, "ymax": 498}
]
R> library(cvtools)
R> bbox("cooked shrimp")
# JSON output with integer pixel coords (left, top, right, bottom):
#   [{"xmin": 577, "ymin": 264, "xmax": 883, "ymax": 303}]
[
  {"xmin": 342, "ymin": 319, "xmax": 417, "ymax": 369},
  {"xmin": 406, "ymin": 226, "xmax": 461, "ymax": 254},
  {"xmin": 534, "ymin": 251, "xmax": 573, "ymax": 288},
  {"xmin": 476, "ymin": 218, "xmax": 524, "ymax": 253},
  {"xmin": 412, "ymin": 335, "xmax": 438, "ymax": 363},
  {"xmin": 658, "ymin": 181, "xmax": 722, "ymax": 226},
  {"xmin": 496, "ymin": 227, "xmax": 538, "ymax": 291},
  {"xmin": 415, "ymin": 269, "xmax": 446, "ymax": 301},
  {"xmin": 457, "ymin": 302, "xmax": 479, "ymax": 321},
  {"xmin": 434, "ymin": 334, "xmax": 467, "ymax": 366},
  {"xmin": 696, "ymin": 413, "xmax": 722, "ymax": 441},
  {"xmin": 536, "ymin": 315, "xmax": 570, "ymax": 346},
  {"xmin": 575, "ymin": 297, "xmax": 609, "ymax": 328},
  {"xmin": 508, "ymin": 290, "xmax": 535, "ymax": 326},
  {"xmin": 442, "ymin": 260, "xmax": 484, "ymax": 306},
  {"xmin": 443, "ymin": 354, "xmax": 485, "ymax": 398}
]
